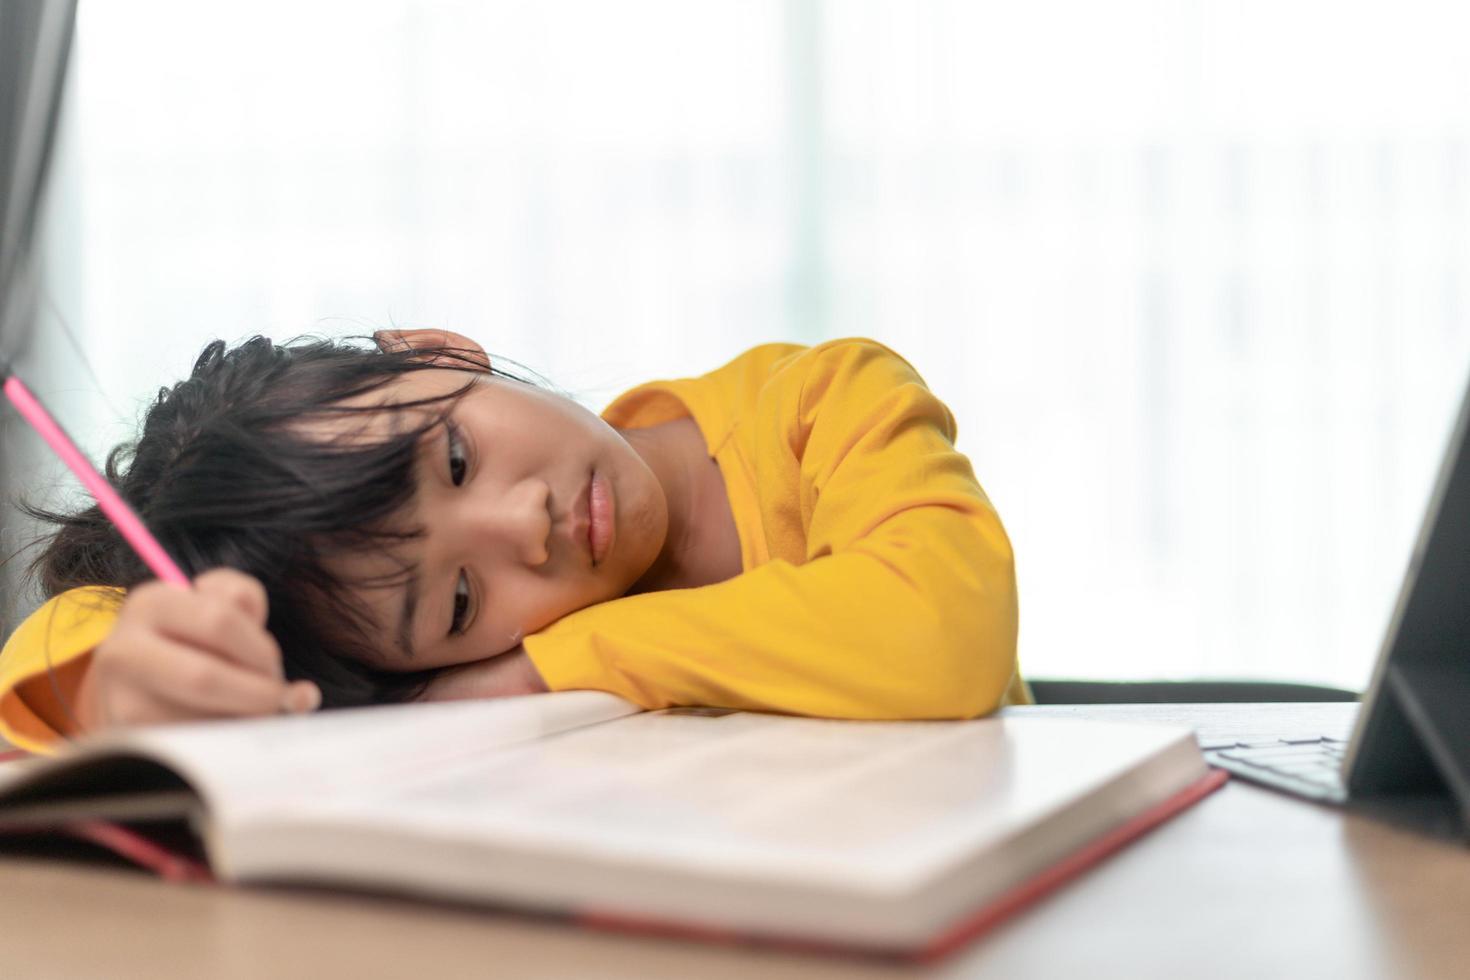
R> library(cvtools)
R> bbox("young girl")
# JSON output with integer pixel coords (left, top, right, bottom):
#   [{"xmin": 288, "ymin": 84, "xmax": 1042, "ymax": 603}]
[{"xmin": 0, "ymin": 330, "xmax": 1025, "ymax": 753}]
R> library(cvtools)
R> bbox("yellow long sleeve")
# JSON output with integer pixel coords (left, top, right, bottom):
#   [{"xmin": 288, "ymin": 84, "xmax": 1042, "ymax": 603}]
[
  {"xmin": 0, "ymin": 587, "xmax": 121, "ymax": 752},
  {"xmin": 524, "ymin": 339, "xmax": 1024, "ymax": 718}
]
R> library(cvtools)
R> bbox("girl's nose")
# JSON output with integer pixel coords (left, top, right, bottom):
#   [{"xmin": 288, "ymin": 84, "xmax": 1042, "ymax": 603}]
[{"xmin": 467, "ymin": 478, "xmax": 551, "ymax": 567}]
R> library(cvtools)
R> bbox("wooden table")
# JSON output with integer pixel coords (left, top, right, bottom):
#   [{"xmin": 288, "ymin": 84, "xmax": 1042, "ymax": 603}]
[{"xmin": 2, "ymin": 703, "xmax": 1466, "ymax": 980}]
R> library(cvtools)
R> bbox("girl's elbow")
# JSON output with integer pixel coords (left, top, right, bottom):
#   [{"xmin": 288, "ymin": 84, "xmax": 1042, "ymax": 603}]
[
  {"xmin": 938, "ymin": 576, "xmax": 1019, "ymax": 719},
  {"xmin": 936, "ymin": 647, "xmax": 1015, "ymax": 719}
]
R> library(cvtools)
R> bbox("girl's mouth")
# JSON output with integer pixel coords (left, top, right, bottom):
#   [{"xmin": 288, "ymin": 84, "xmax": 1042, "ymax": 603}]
[{"xmin": 588, "ymin": 470, "xmax": 615, "ymax": 566}]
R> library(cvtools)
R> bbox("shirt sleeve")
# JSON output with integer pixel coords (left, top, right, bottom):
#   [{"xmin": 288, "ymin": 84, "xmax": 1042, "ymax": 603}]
[
  {"xmin": 523, "ymin": 341, "xmax": 1020, "ymax": 719},
  {"xmin": 0, "ymin": 587, "xmax": 120, "ymax": 753}
]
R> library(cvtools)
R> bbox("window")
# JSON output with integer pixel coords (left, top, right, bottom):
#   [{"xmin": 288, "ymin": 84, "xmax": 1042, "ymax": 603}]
[{"xmin": 16, "ymin": 0, "xmax": 1470, "ymax": 688}]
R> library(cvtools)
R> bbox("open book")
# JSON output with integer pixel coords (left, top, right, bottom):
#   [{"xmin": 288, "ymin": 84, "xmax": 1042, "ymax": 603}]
[{"xmin": 0, "ymin": 693, "xmax": 1224, "ymax": 959}]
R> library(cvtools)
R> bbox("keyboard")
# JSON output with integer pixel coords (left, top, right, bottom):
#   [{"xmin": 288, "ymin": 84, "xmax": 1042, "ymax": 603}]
[
  {"xmin": 1202, "ymin": 735, "xmax": 1349, "ymax": 804},
  {"xmin": 1008, "ymin": 703, "xmax": 1360, "ymax": 805}
]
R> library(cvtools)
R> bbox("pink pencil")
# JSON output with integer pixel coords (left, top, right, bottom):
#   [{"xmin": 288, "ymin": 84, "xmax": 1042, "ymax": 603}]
[{"xmin": 3, "ymin": 372, "xmax": 190, "ymax": 587}]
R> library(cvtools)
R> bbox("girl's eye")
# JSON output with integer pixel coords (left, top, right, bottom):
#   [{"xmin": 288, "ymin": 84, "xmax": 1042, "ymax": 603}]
[
  {"xmin": 447, "ymin": 420, "xmax": 468, "ymax": 486},
  {"xmin": 450, "ymin": 570, "xmax": 471, "ymax": 636}
]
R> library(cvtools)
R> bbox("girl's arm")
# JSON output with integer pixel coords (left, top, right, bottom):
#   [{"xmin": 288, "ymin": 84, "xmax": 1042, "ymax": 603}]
[
  {"xmin": 1, "ymin": 571, "xmax": 318, "ymax": 752},
  {"xmin": 520, "ymin": 341, "xmax": 1020, "ymax": 720},
  {"xmin": 419, "ymin": 645, "xmax": 548, "ymax": 702}
]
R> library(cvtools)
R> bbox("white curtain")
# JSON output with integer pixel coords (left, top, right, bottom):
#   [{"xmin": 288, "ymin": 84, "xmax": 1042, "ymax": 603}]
[{"xmin": 16, "ymin": 0, "xmax": 1470, "ymax": 688}]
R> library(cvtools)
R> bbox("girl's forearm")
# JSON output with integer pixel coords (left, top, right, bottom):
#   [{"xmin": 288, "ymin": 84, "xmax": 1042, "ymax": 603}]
[{"xmin": 418, "ymin": 647, "xmax": 548, "ymax": 702}]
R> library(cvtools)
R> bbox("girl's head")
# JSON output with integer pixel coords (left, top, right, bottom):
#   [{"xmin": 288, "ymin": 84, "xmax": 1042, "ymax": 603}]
[{"xmin": 27, "ymin": 331, "xmax": 670, "ymax": 706}]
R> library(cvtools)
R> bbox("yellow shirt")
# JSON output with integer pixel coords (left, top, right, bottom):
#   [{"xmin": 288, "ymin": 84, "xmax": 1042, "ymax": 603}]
[
  {"xmin": 523, "ymin": 339, "xmax": 1026, "ymax": 716},
  {"xmin": 0, "ymin": 339, "xmax": 1025, "ymax": 753}
]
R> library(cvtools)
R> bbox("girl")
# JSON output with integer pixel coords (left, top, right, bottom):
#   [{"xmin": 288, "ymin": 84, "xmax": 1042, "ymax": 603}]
[{"xmin": 0, "ymin": 330, "xmax": 1025, "ymax": 753}]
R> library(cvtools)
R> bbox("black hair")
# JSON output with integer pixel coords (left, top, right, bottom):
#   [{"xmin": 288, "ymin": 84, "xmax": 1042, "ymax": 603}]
[{"xmin": 22, "ymin": 334, "xmax": 520, "ymax": 708}]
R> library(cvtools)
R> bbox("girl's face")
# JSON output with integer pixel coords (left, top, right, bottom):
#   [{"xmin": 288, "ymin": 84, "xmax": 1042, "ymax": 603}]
[{"xmin": 331, "ymin": 366, "xmax": 669, "ymax": 671}]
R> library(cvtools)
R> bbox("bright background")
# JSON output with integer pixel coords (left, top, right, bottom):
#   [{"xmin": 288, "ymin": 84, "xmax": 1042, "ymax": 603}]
[{"xmin": 8, "ymin": 0, "xmax": 1470, "ymax": 690}]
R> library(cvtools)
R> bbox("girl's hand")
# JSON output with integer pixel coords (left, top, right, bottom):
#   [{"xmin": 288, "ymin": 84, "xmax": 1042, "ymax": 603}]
[
  {"xmin": 74, "ymin": 569, "xmax": 320, "ymax": 732},
  {"xmin": 418, "ymin": 646, "xmax": 548, "ymax": 702}
]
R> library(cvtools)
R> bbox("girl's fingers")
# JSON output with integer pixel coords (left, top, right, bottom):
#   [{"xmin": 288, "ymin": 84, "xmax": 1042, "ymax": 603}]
[
  {"xmin": 194, "ymin": 567, "xmax": 269, "ymax": 624},
  {"xmin": 114, "ymin": 635, "xmax": 291, "ymax": 719},
  {"xmin": 133, "ymin": 582, "xmax": 284, "ymax": 680},
  {"xmin": 87, "ymin": 572, "xmax": 321, "ymax": 731},
  {"xmin": 283, "ymin": 680, "xmax": 323, "ymax": 714},
  {"xmin": 372, "ymin": 328, "xmax": 491, "ymax": 370}
]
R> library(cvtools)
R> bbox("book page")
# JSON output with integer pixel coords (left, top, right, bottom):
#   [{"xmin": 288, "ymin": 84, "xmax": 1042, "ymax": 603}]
[
  {"xmin": 59, "ymin": 691, "xmax": 640, "ymax": 817},
  {"xmin": 290, "ymin": 710, "xmax": 1197, "ymax": 891}
]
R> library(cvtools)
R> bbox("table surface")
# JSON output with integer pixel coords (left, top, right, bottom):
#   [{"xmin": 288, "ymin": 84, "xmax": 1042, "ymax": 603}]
[{"xmin": 2, "ymin": 702, "xmax": 1467, "ymax": 980}]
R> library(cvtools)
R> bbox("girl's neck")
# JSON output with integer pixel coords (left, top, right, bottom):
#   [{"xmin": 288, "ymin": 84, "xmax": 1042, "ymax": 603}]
[{"xmin": 622, "ymin": 418, "xmax": 740, "ymax": 594}]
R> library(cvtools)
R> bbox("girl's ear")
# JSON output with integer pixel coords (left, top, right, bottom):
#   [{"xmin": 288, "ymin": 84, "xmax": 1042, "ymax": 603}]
[{"xmin": 373, "ymin": 329, "xmax": 491, "ymax": 371}]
